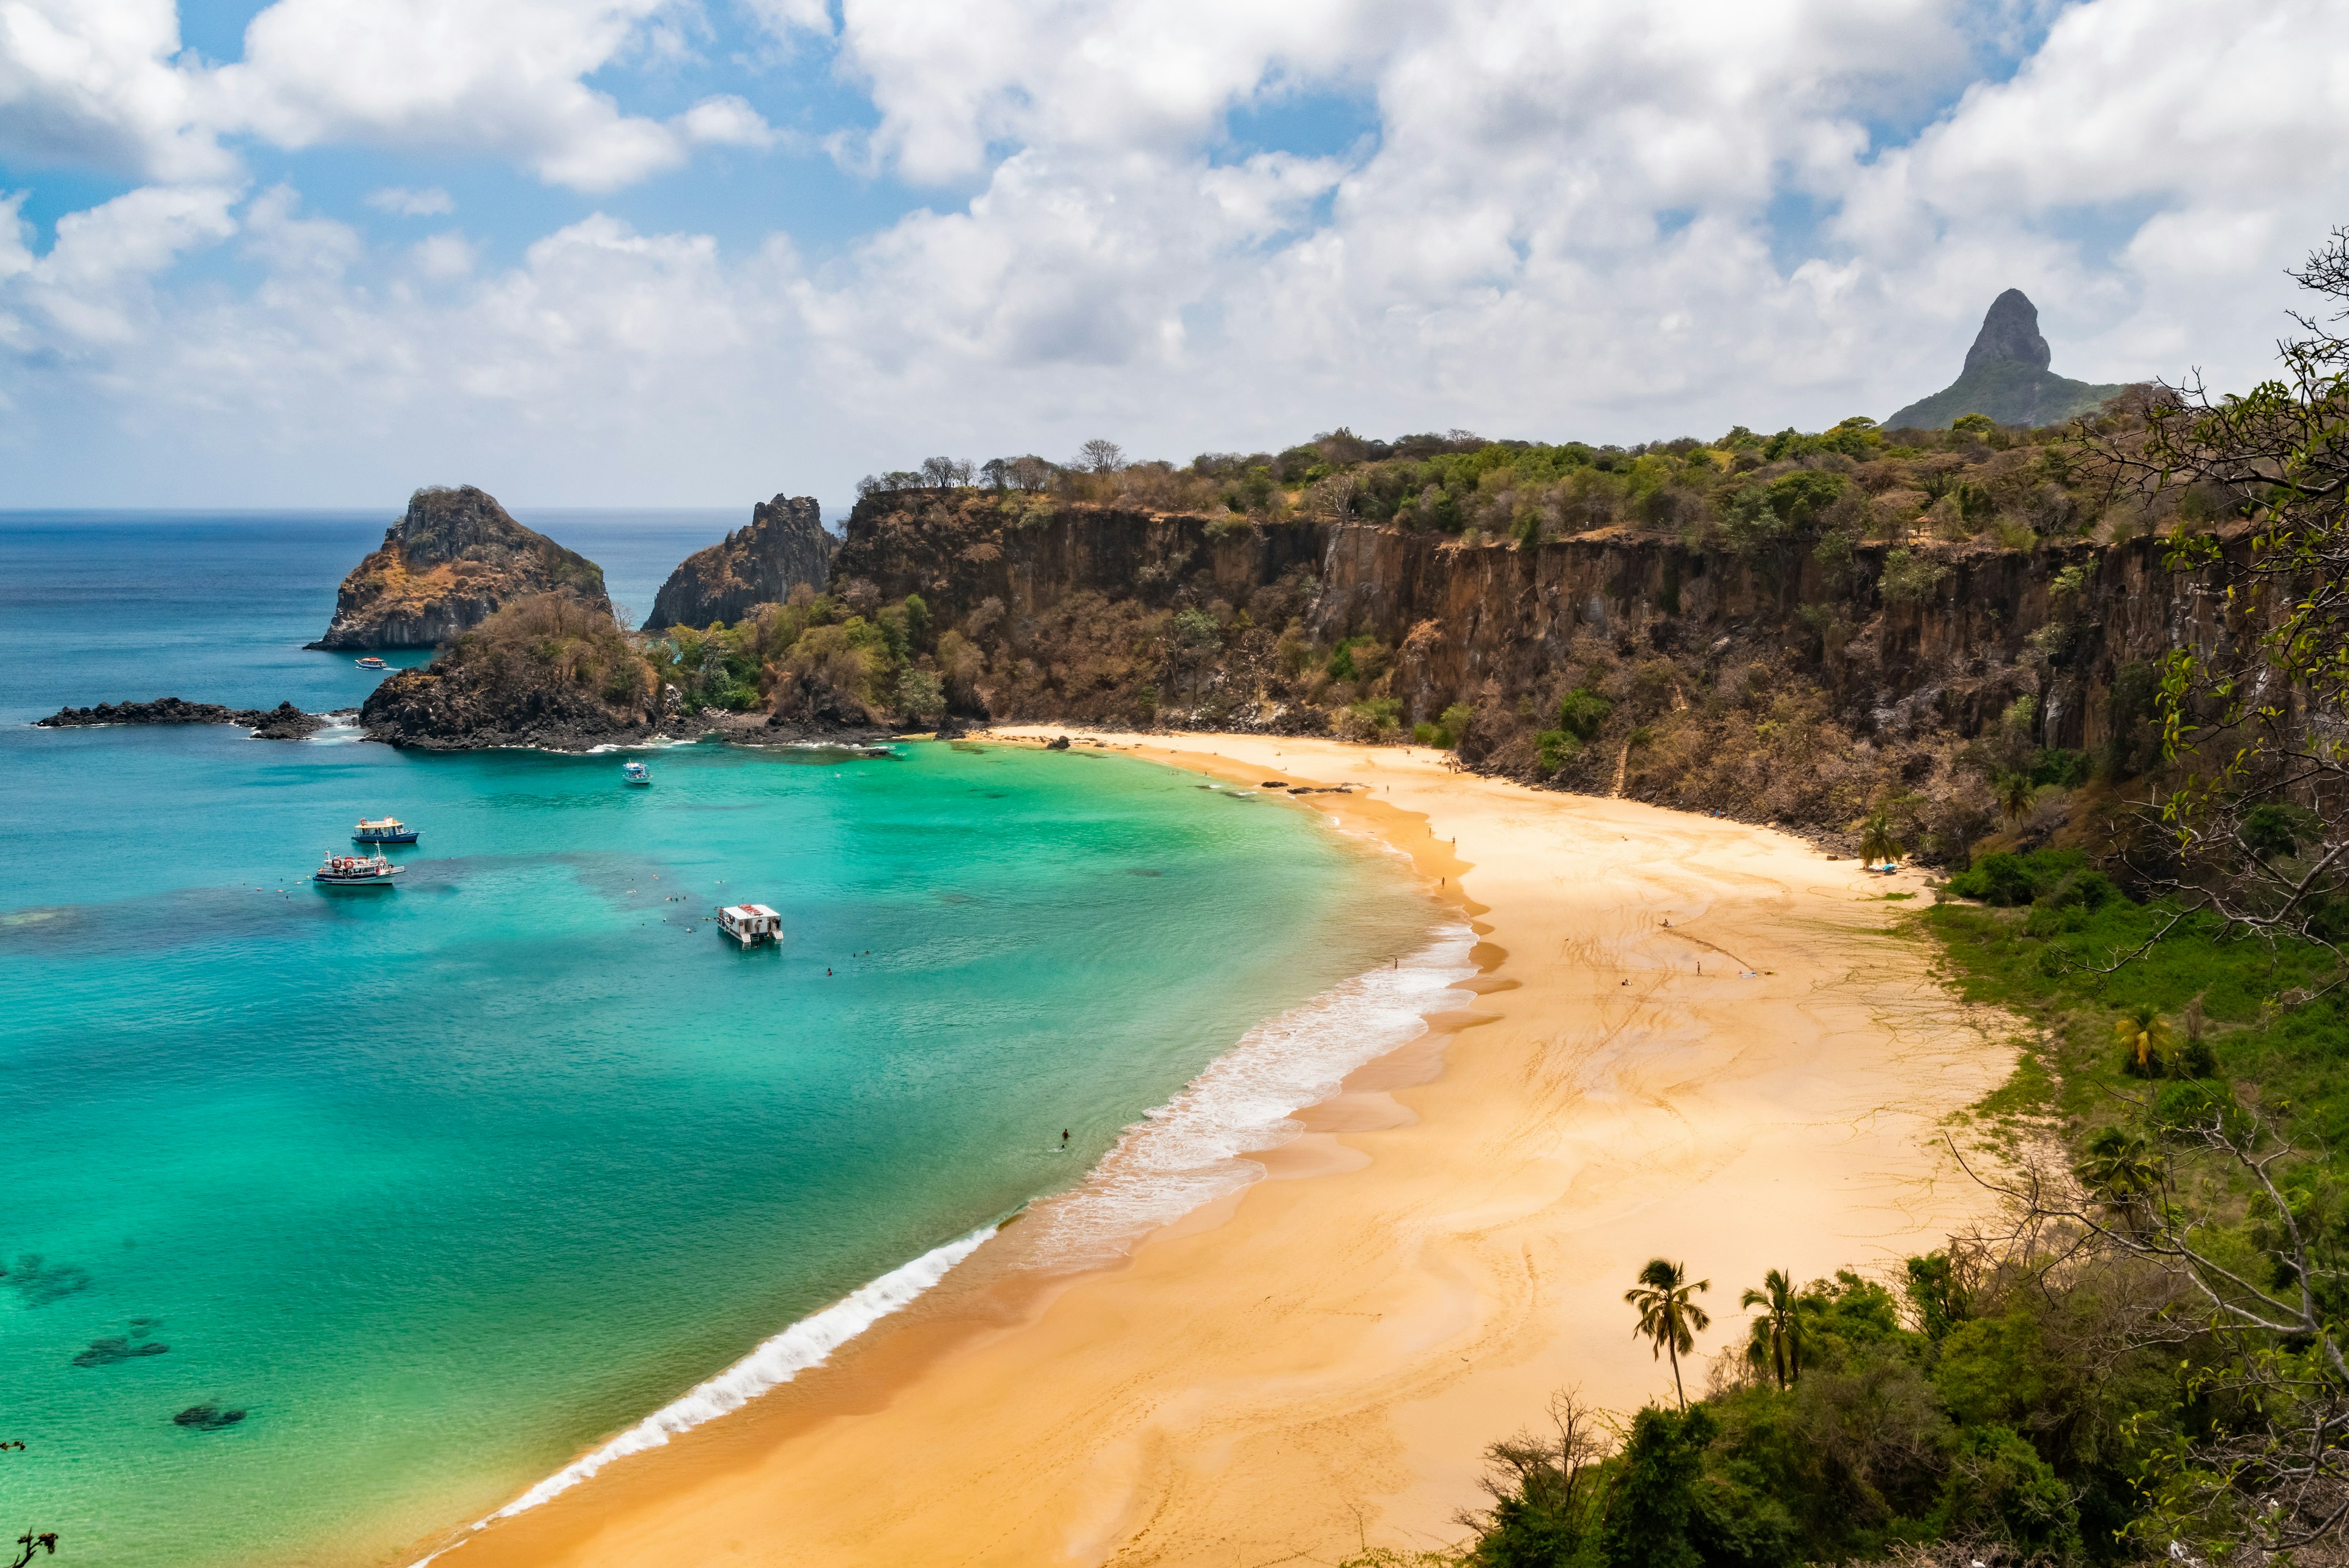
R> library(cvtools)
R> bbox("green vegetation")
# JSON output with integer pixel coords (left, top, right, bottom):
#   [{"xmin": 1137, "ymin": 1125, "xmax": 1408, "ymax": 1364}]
[
  {"xmin": 1348, "ymin": 232, "xmax": 2349, "ymax": 1566},
  {"xmin": 648, "ymin": 586, "xmax": 954, "ymax": 727}
]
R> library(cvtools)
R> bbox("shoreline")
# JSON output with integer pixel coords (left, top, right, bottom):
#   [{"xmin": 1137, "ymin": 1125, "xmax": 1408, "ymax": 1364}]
[{"xmin": 418, "ymin": 729, "xmax": 2016, "ymax": 1568}]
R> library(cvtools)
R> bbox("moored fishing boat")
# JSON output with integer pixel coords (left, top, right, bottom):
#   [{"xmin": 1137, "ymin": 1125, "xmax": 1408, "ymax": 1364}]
[
  {"xmin": 622, "ymin": 761, "xmax": 650, "ymax": 786},
  {"xmin": 353, "ymin": 816, "xmax": 418, "ymax": 845},
  {"xmin": 313, "ymin": 853, "xmax": 402, "ymax": 886}
]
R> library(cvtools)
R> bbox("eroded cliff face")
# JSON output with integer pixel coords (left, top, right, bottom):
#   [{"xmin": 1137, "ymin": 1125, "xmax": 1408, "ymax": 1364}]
[
  {"xmin": 644, "ymin": 495, "xmax": 833, "ymax": 631},
  {"xmin": 312, "ymin": 486, "xmax": 614, "ymax": 650},
  {"xmin": 832, "ymin": 489, "xmax": 2225, "ymax": 851}
]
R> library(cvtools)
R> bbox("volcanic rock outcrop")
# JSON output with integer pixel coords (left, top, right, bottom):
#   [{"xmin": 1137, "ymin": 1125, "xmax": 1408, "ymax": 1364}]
[
  {"xmin": 1887, "ymin": 289, "xmax": 2131, "ymax": 429},
  {"xmin": 644, "ymin": 495, "xmax": 831, "ymax": 631},
  {"xmin": 311, "ymin": 486, "xmax": 613, "ymax": 650},
  {"xmin": 35, "ymin": 697, "xmax": 328, "ymax": 739}
]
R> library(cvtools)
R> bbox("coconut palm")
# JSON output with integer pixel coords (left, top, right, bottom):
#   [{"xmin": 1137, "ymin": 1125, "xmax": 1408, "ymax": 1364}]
[
  {"xmin": 1995, "ymin": 770, "xmax": 2040, "ymax": 827},
  {"xmin": 1626, "ymin": 1257, "xmax": 1711, "ymax": 1410},
  {"xmin": 1857, "ymin": 806, "xmax": 1904, "ymax": 870},
  {"xmin": 1739, "ymin": 1269, "xmax": 1804, "ymax": 1390},
  {"xmin": 2074, "ymin": 1126, "xmax": 2164, "ymax": 1233},
  {"xmin": 2114, "ymin": 1003, "xmax": 2172, "ymax": 1076}
]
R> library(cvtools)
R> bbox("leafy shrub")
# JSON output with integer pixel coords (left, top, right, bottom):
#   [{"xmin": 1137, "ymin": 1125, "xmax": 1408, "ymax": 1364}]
[
  {"xmin": 1880, "ymin": 547, "xmax": 1952, "ymax": 604},
  {"xmin": 1535, "ymin": 729, "xmax": 1579, "ymax": 775},
  {"xmin": 1556, "ymin": 687, "xmax": 1614, "ymax": 742},
  {"xmin": 1946, "ymin": 853, "xmax": 2039, "ymax": 907}
]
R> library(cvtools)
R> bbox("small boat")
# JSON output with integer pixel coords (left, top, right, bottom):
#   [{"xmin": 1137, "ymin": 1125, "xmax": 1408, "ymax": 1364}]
[
  {"xmin": 716, "ymin": 904, "xmax": 782, "ymax": 946},
  {"xmin": 354, "ymin": 656, "xmax": 388, "ymax": 670},
  {"xmin": 313, "ymin": 852, "xmax": 402, "ymax": 886},
  {"xmin": 622, "ymin": 762, "xmax": 651, "ymax": 786},
  {"xmin": 353, "ymin": 816, "xmax": 418, "ymax": 845}
]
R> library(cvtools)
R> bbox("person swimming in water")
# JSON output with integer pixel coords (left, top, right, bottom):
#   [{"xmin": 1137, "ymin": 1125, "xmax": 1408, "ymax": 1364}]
[{"xmin": 1061, "ymin": 1129, "xmax": 1070, "ymax": 1147}]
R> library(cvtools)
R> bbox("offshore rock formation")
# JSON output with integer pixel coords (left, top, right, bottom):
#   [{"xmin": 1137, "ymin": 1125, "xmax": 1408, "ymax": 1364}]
[
  {"xmin": 35, "ymin": 697, "xmax": 329, "ymax": 739},
  {"xmin": 1887, "ymin": 291, "xmax": 2131, "ymax": 429},
  {"xmin": 311, "ymin": 486, "xmax": 613, "ymax": 650},
  {"xmin": 644, "ymin": 495, "xmax": 832, "ymax": 631},
  {"xmin": 358, "ymin": 592, "xmax": 662, "ymax": 751}
]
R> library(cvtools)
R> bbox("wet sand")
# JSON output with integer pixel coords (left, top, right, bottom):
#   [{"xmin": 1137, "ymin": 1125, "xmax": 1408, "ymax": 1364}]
[{"xmin": 428, "ymin": 730, "xmax": 2013, "ymax": 1568}]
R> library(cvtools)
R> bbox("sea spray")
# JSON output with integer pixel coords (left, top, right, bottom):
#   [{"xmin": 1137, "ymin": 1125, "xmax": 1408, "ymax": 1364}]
[{"xmin": 1025, "ymin": 926, "xmax": 1479, "ymax": 1267}]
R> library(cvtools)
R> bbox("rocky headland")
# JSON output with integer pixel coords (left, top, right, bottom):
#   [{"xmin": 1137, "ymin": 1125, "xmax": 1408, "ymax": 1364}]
[
  {"xmin": 311, "ymin": 486, "xmax": 614, "ymax": 650},
  {"xmin": 643, "ymin": 494, "xmax": 833, "ymax": 631},
  {"xmin": 36, "ymin": 698, "xmax": 336, "ymax": 740}
]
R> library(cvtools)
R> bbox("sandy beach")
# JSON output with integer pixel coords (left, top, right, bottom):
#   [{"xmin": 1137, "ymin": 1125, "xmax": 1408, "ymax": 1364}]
[{"xmin": 431, "ymin": 730, "xmax": 2014, "ymax": 1568}]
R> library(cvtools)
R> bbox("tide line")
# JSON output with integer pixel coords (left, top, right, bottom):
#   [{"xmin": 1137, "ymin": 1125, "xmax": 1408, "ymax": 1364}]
[{"xmin": 412, "ymin": 1222, "xmax": 996, "ymax": 1564}]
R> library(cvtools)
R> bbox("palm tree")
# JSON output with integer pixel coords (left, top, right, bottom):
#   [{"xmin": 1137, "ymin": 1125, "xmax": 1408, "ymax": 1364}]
[
  {"xmin": 2114, "ymin": 1003, "xmax": 2172, "ymax": 1076},
  {"xmin": 1857, "ymin": 806, "xmax": 1904, "ymax": 871},
  {"xmin": 1626, "ymin": 1258, "xmax": 1711, "ymax": 1410},
  {"xmin": 2074, "ymin": 1126, "xmax": 2164, "ymax": 1233},
  {"xmin": 1995, "ymin": 770, "xmax": 2039, "ymax": 827},
  {"xmin": 1739, "ymin": 1269, "xmax": 1804, "ymax": 1390}
]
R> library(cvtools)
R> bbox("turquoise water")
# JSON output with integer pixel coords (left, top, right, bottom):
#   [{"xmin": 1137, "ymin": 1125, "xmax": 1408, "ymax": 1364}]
[{"xmin": 0, "ymin": 515, "xmax": 1435, "ymax": 1568}]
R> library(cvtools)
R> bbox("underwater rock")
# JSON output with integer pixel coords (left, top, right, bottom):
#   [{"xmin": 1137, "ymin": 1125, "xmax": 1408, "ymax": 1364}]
[
  {"xmin": 172, "ymin": 1402, "xmax": 245, "ymax": 1431},
  {"xmin": 72, "ymin": 1334, "xmax": 169, "ymax": 1367}
]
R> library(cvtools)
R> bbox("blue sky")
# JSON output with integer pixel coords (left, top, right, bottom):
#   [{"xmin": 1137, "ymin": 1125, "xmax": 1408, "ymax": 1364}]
[{"xmin": 0, "ymin": 0, "xmax": 2339, "ymax": 508}]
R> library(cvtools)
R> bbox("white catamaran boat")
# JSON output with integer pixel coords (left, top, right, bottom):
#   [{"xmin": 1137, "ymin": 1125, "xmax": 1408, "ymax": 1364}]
[{"xmin": 313, "ymin": 853, "xmax": 403, "ymax": 886}]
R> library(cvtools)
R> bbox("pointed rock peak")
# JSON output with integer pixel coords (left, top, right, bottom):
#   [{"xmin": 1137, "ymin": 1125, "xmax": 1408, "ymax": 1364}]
[{"xmin": 1963, "ymin": 288, "xmax": 2051, "ymax": 374}]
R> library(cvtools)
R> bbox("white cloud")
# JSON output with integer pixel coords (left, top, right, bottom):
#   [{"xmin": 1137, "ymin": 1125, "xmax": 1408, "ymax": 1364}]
[
  {"xmin": 677, "ymin": 94, "xmax": 774, "ymax": 149},
  {"xmin": 409, "ymin": 229, "xmax": 475, "ymax": 278},
  {"xmin": 0, "ymin": 0, "xmax": 231, "ymax": 179},
  {"xmin": 367, "ymin": 185, "xmax": 455, "ymax": 216},
  {"xmin": 2, "ymin": 0, "xmax": 2345, "ymax": 505},
  {"xmin": 0, "ymin": 0, "xmax": 778, "ymax": 193}
]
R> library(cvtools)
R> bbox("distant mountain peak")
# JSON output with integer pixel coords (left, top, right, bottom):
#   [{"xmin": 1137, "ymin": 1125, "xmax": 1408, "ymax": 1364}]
[
  {"xmin": 1887, "ymin": 289, "xmax": 2127, "ymax": 431},
  {"xmin": 1963, "ymin": 288, "xmax": 2051, "ymax": 375}
]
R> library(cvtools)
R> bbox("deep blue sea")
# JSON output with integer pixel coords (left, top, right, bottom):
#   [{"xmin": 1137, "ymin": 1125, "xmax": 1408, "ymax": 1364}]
[{"xmin": 0, "ymin": 511, "xmax": 1444, "ymax": 1568}]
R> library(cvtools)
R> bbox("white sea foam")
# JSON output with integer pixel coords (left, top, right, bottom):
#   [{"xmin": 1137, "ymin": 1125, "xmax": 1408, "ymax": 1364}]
[
  {"xmin": 412, "ymin": 934, "xmax": 1472, "ymax": 1561},
  {"xmin": 1025, "ymin": 925, "xmax": 1479, "ymax": 1268},
  {"xmin": 409, "ymin": 1224, "xmax": 994, "ymax": 1562}
]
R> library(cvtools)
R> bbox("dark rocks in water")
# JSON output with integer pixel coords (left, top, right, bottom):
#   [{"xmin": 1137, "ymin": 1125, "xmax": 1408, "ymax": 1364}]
[
  {"xmin": 35, "ymin": 698, "xmax": 325, "ymax": 740},
  {"xmin": 1887, "ymin": 289, "xmax": 2132, "ymax": 430},
  {"xmin": 360, "ymin": 665, "xmax": 646, "ymax": 752},
  {"xmin": 2, "ymin": 1254, "xmax": 92, "ymax": 1306},
  {"xmin": 930, "ymin": 713, "xmax": 973, "ymax": 740},
  {"xmin": 312, "ymin": 485, "xmax": 614, "ymax": 650},
  {"xmin": 1044, "ymin": 735, "xmax": 1071, "ymax": 750},
  {"xmin": 645, "ymin": 494, "xmax": 833, "ymax": 632},
  {"xmin": 73, "ymin": 1334, "xmax": 169, "ymax": 1367},
  {"xmin": 173, "ymin": 1402, "xmax": 245, "ymax": 1431}
]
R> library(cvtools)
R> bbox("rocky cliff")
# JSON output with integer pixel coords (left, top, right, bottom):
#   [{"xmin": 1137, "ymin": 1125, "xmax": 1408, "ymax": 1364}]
[
  {"xmin": 312, "ymin": 486, "xmax": 614, "ymax": 650},
  {"xmin": 644, "ymin": 495, "xmax": 832, "ymax": 631},
  {"xmin": 830, "ymin": 488, "xmax": 2224, "ymax": 856},
  {"xmin": 1887, "ymin": 290, "xmax": 2131, "ymax": 430}
]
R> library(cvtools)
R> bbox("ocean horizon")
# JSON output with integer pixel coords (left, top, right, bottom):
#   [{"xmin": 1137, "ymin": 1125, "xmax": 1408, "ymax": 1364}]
[{"xmin": 0, "ymin": 512, "xmax": 1447, "ymax": 1568}]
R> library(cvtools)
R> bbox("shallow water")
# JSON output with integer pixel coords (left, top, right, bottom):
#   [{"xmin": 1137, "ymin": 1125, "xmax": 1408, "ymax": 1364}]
[{"xmin": 0, "ymin": 513, "xmax": 1437, "ymax": 1568}]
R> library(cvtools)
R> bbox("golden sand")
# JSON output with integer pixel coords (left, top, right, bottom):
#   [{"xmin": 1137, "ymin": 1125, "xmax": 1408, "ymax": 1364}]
[{"xmin": 429, "ymin": 730, "xmax": 2012, "ymax": 1568}]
